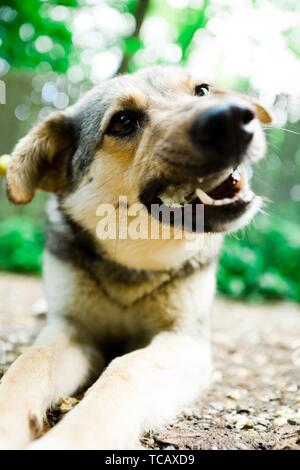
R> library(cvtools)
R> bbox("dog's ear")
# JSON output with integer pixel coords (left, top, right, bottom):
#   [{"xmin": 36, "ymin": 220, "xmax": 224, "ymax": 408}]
[
  {"xmin": 246, "ymin": 96, "xmax": 273, "ymax": 124},
  {"xmin": 7, "ymin": 112, "xmax": 76, "ymax": 204},
  {"xmin": 213, "ymin": 88, "xmax": 273, "ymax": 124}
]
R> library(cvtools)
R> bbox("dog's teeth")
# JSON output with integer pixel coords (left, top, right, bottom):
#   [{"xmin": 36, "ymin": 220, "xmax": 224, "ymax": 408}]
[
  {"xmin": 160, "ymin": 194, "xmax": 184, "ymax": 207},
  {"xmin": 196, "ymin": 188, "xmax": 215, "ymax": 205},
  {"xmin": 161, "ymin": 195, "xmax": 181, "ymax": 207},
  {"xmin": 160, "ymin": 184, "xmax": 194, "ymax": 207},
  {"xmin": 196, "ymin": 187, "xmax": 245, "ymax": 206},
  {"xmin": 236, "ymin": 166, "xmax": 248, "ymax": 190},
  {"xmin": 231, "ymin": 169, "xmax": 241, "ymax": 181}
]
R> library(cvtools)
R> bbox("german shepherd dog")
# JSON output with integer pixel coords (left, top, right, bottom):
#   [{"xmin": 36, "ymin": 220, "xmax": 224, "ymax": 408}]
[{"xmin": 1, "ymin": 66, "xmax": 271, "ymax": 449}]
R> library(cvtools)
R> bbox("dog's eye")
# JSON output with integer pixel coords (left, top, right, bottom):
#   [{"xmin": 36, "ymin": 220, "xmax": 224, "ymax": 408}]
[
  {"xmin": 195, "ymin": 84, "xmax": 210, "ymax": 97},
  {"xmin": 106, "ymin": 111, "xmax": 139, "ymax": 137}
]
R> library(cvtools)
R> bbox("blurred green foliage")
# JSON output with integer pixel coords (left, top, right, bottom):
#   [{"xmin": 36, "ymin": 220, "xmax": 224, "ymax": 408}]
[
  {"xmin": 218, "ymin": 216, "xmax": 300, "ymax": 302},
  {"xmin": 0, "ymin": 0, "xmax": 78, "ymax": 73},
  {"xmin": 0, "ymin": 216, "xmax": 44, "ymax": 274}
]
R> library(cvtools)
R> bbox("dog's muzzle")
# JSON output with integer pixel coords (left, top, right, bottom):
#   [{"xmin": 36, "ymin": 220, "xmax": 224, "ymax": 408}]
[{"xmin": 140, "ymin": 98, "xmax": 261, "ymax": 233}]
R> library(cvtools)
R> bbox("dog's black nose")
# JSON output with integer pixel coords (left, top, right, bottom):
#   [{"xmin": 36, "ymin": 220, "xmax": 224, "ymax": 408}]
[{"xmin": 190, "ymin": 101, "xmax": 255, "ymax": 169}]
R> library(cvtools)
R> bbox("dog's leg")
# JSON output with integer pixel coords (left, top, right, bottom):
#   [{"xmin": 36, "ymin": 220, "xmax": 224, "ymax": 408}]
[
  {"xmin": 29, "ymin": 331, "xmax": 211, "ymax": 449},
  {"xmin": 0, "ymin": 320, "xmax": 100, "ymax": 449}
]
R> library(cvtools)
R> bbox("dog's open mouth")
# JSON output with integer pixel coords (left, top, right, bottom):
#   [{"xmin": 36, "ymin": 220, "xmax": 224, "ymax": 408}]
[
  {"xmin": 140, "ymin": 165, "xmax": 255, "ymax": 232},
  {"xmin": 158, "ymin": 166, "xmax": 251, "ymax": 208}
]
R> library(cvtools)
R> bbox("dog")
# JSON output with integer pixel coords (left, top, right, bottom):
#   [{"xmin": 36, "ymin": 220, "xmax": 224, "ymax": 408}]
[{"xmin": 0, "ymin": 66, "xmax": 271, "ymax": 449}]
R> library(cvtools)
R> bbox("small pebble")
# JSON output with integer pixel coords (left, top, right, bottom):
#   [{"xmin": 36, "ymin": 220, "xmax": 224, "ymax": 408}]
[
  {"xmin": 273, "ymin": 417, "xmax": 287, "ymax": 427},
  {"xmin": 256, "ymin": 425, "xmax": 268, "ymax": 432},
  {"xmin": 235, "ymin": 367, "xmax": 252, "ymax": 379},
  {"xmin": 253, "ymin": 353, "xmax": 268, "ymax": 365},
  {"xmin": 210, "ymin": 402, "xmax": 224, "ymax": 412},
  {"xmin": 231, "ymin": 353, "xmax": 244, "ymax": 365},
  {"xmin": 227, "ymin": 389, "xmax": 241, "ymax": 400},
  {"xmin": 225, "ymin": 414, "xmax": 253, "ymax": 429},
  {"xmin": 234, "ymin": 415, "xmax": 254, "ymax": 429},
  {"xmin": 286, "ymin": 384, "xmax": 298, "ymax": 392},
  {"xmin": 236, "ymin": 443, "xmax": 249, "ymax": 450},
  {"xmin": 224, "ymin": 400, "xmax": 237, "ymax": 411},
  {"xmin": 59, "ymin": 396, "xmax": 79, "ymax": 413},
  {"xmin": 276, "ymin": 408, "xmax": 295, "ymax": 419}
]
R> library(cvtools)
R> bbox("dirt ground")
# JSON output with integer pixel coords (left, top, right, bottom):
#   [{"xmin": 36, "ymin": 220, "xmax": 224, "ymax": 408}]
[{"xmin": 0, "ymin": 273, "xmax": 300, "ymax": 450}]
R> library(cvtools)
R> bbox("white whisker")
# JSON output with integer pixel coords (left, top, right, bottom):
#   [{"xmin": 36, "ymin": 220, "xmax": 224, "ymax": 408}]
[{"xmin": 263, "ymin": 126, "xmax": 300, "ymax": 136}]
